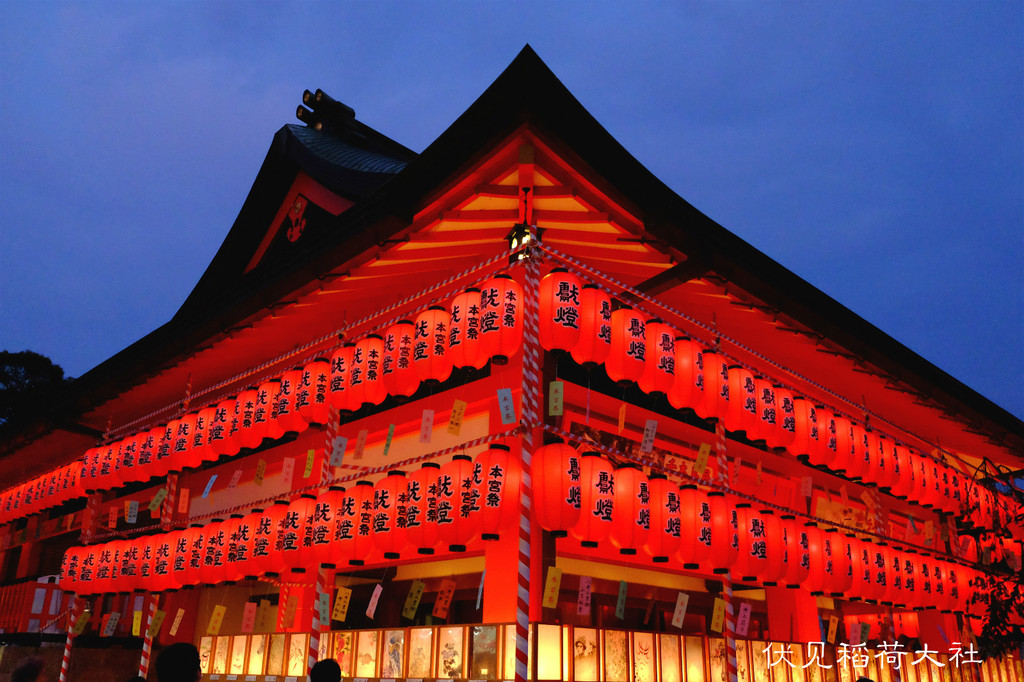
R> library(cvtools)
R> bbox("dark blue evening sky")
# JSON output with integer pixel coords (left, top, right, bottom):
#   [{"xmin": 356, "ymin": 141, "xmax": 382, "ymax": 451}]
[{"xmin": 1, "ymin": 2, "xmax": 1021, "ymax": 419}]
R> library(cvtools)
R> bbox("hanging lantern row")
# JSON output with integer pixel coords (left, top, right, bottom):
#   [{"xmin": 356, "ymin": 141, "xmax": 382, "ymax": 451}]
[
  {"xmin": 58, "ymin": 444, "xmax": 522, "ymax": 595},
  {"xmin": 536, "ymin": 268, "xmax": 1015, "ymax": 530},
  {"xmin": 0, "ymin": 277, "xmax": 526, "ymax": 522},
  {"xmin": 531, "ymin": 443, "xmax": 988, "ymax": 613}
]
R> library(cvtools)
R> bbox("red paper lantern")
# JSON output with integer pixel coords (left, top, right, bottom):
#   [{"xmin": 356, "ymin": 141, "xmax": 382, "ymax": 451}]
[
  {"xmin": 570, "ymin": 285, "xmax": 612, "ymax": 367},
  {"xmin": 373, "ymin": 470, "xmax": 409, "ymax": 559},
  {"xmin": 437, "ymin": 455, "xmax": 483, "ymax": 552},
  {"xmin": 76, "ymin": 545, "xmax": 101, "ymax": 595},
  {"xmin": 751, "ymin": 378, "xmax": 778, "ymax": 445},
  {"xmin": 118, "ymin": 537, "xmax": 143, "ymax": 593},
  {"xmin": 60, "ymin": 546, "xmax": 83, "ymax": 594},
  {"xmin": 539, "ymin": 268, "xmax": 582, "ymax": 352},
  {"xmin": 638, "ymin": 320, "xmax": 675, "ymax": 397},
  {"xmin": 256, "ymin": 379, "xmax": 284, "ymax": 441},
  {"xmin": 610, "ymin": 465, "xmax": 651, "ymax": 556},
  {"xmin": 350, "ymin": 336, "xmax": 387, "ymax": 409},
  {"xmin": 235, "ymin": 509, "xmax": 266, "ymax": 580},
  {"xmin": 234, "ymin": 389, "xmax": 263, "ymax": 450},
  {"xmin": 830, "ymin": 532, "xmax": 854, "ymax": 598},
  {"xmin": 348, "ymin": 480, "xmax": 378, "ymax": 566},
  {"xmin": 762, "ymin": 513, "xmax": 792, "ymax": 587},
  {"xmin": 297, "ymin": 359, "xmax": 331, "ymax": 425},
  {"xmin": 606, "ymin": 307, "xmax": 646, "ymax": 386},
  {"xmin": 405, "ymin": 464, "xmax": 441, "ymax": 554},
  {"xmin": 279, "ymin": 497, "xmax": 315, "ymax": 577},
  {"xmin": 771, "ymin": 387, "xmax": 797, "ymax": 451},
  {"xmin": 117, "ymin": 434, "xmax": 143, "ymax": 484},
  {"xmin": 699, "ymin": 351, "xmax": 730, "ymax": 422},
  {"xmin": 219, "ymin": 515, "xmax": 243, "ymax": 583},
  {"xmin": 256, "ymin": 501, "xmax": 290, "ymax": 577},
  {"xmin": 791, "ymin": 398, "xmax": 819, "ymax": 460},
  {"xmin": 192, "ymin": 405, "xmax": 218, "ymax": 467},
  {"xmin": 827, "ymin": 414, "xmax": 853, "ymax": 475},
  {"xmin": 313, "ymin": 488, "xmax": 346, "ymax": 568},
  {"xmin": 209, "ymin": 397, "xmax": 240, "ymax": 458},
  {"xmin": 276, "ymin": 368, "xmax": 310, "ymax": 434},
  {"xmin": 668, "ymin": 338, "xmax": 706, "ymax": 414},
  {"xmin": 532, "ymin": 442, "xmax": 583, "ymax": 537},
  {"xmin": 479, "ymin": 274, "xmax": 523, "ymax": 364},
  {"xmin": 171, "ymin": 414, "xmax": 196, "ymax": 471},
  {"xmin": 708, "ymin": 492, "xmax": 738, "ymax": 575},
  {"xmin": 572, "ymin": 453, "xmax": 616, "ymax": 548},
  {"xmin": 475, "ymin": 443, "xmax": 523, "ymax": 541},
  {"xmin": 97, "ymin": 441, "xmax": 124, "ymax": 491},
  {"xmin": 645, "ymin": 475, "xmax": 681, "ymax": 563},
  {"xmin": 889, "ymin": 444, "xmax": 915, "ymax": 499},
  {"xmin": 449, "ymin": 290, "xmax": 486, "ymax": 370},
  {"xmin": 150, "ymin": 532, "xmax": 179, "ymax": 592},
  {"xmin": 182, "ymin": 523, "xmax": 211, "ymax": 586},
  {"xmin": 785, "ymin": 517, "xmax": 811, "ymax": 588},
  {"xmin": 724, "ymin": 366, "xmax": 757, "ymax": 436},
  {"xmin": 382, "ymin": 321, "xmax": 421, "ymax": 398},
  {"xmin": 329, "ymin": 344, "xmax": 356, "ymax": 412},
  {"xmin": 201, "ymin": 520, "xmax": 229, "ymax": 585},
  {"xmin": 848, "ymin": 423, "xmax": 871, "ymax": 482},
  {"xmin": 414, "ymin": 306, "xmax": 453, "ymax": 384},
  {"xmin": 732, "ymin": 504, "xmax": 768, "ymax": 583},
  {"xmin": 91, "ymin": 540, "xmax": 118, "ymax": 595}
]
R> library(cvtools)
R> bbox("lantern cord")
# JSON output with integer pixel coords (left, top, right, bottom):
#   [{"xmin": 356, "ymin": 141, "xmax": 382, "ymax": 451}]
[{"xmin": 535, "ymin": 242, "xmax": 978, "ymax": 469}]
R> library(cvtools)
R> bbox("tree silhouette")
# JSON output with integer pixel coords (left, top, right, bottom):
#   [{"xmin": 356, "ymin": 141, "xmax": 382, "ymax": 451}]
[{"xmin": 0, "ymin": 350, "xmax": 70, "ymax": 427}]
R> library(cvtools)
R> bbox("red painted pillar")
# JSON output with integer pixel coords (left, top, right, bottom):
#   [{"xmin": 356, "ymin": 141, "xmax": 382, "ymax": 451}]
[{"xmin": 765, "ymin": 586, "xmax": 822, "ymax": 642}]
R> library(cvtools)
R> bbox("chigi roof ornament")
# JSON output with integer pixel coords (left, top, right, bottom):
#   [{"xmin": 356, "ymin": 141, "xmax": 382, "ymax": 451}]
[{"xmin": 296, "ymin": 88, "xmax": 356, "ymax": 134}]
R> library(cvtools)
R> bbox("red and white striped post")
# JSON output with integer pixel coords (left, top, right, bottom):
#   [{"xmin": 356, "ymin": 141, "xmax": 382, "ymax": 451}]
[
  {"xmin": 515, "ymin": 251, "xmax": 542, "ymax": 682},
  {"xmin": 323, "ymin": 406, "xmax": 339, "ymax": 489},
  {"xmin": 81, "ymin": 492, "xmax": 101, "ymax": 544},
  {"xmin": 715, "ymin": 420, "xmax": 728, "ymax": 485},
  {"xmin": 161, "ymin": 472, "xmax": 178, "ymax": 530},
  {"xmin": 138, "ymin": 593, "xmax": 159, "ymax": 678},
  {"xmin": 59, "ymin": 597, "xmax": 85, "ymax": 682},
  {"xmin": 308, "ymin": 567, "xmax": 331, "ymax": 674},
  {"xmin": 723, "ymin": 581, "xmax": 738, "ymax": 682}
]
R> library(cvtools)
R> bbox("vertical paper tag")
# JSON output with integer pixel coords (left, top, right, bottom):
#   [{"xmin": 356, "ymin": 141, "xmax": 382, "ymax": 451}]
[
  {"xmin": 132, "ymin": 609, "xmax": 143, "ymax": 636},
  {"xmin": 497, "ymin": 389, "xmax": 516, "ymax": 425},
  {"xmin": 329, "ymin": 436, "xmax": 347, "ymax": 467},
  {"xmin": 618, "ymin": 403, "xmax": 627, "ymax": 434},
  {"xmin": 710, "ymin": 597, "xmax": 725, "ymax": 633},
  {"xmin": 102, "ymin": 611, "xmax": 121, "ymax": 637},
  {"xmin": 108, "ymin": 506, "xmax": 118, "ymax": 529},
  {"xmin": 860, "ymin": 622, "xmax": 871, "ymax": 643},
  {"xmin": 148, "ymin": 487, "xmax": 167, "ymax": 513},
  {"xmin": 255, "ymin": 460, "xmax": 267, "ymax": 486},
  {"xmin": 671, "ymin": 592, "xmax": 689, "ymax": 628},
  {"xmin": 860, "ymin": 490, "xmax": 875, "ymax": 509},
  {"xmin": 317, "ymin": 592, "xmax": 331, "ymax": 627},
  {"xmin": 694, "ymin": 443, "xmax": 711, "ymax": 476},
  {"xmin": 924, "ymin": 520, "xmax": 935, "ymax": 542},
  {"xmin": 383, "ymin": 424, "xmax": 396, "ymax": 456},
  {"xmin": 801, "ymin": 476, "xmax": 814, "ymax": 498},
  {"xmin": 403, "ymin": 579, "xmax": 426, "ymax": 620},
  {"xmin": 281, "ymin": 595, "xmax": 298, "ymax": 629},
  {"xmin": 72, "ymin": 610, "xmax": 91, "ymax": 635},
  {"xmin": 827, "ymin": 615, "xmax": 839, "ymax": 643},
  {"xmin": 433, "ymin": 578, "xmax": 457, "ymax": 619},
  {"xmin": 353, "ymin": 429, "xmax": 368, "ymax": 460},
  {"xmin": 736, "ymin": 602, "xmax": 752, "ymax": 637},
  {"xmin": 640, "ymin": 419, "xmax": 658, "ymax": 453},
  {"xmin": 755, "ymin": 461, "xmax": 763, "ymax": 486},
  {"xmin": 202, "ymin": 474, "xmax": 218, "ymax": 498},
  {"xmin": 169, "ymin": 608, "xmax": 186, "ymax": 636},
  {"xmin": 366, "ymin": 583, "xmax": 383, "ymax": 619},
  {"xmin": 419, "ymin": 410, "xmax": 435, "ymax": 443},
  {"xmin": 849, "ymin": 621, "xmax": 862, "ymax": 646},
  {"xmin": 146, "ymin": 609, "xmax": 166, "ymax": 638},
  {"xmin": 332, "ymin": 587, "xmax": 352, "ymax": 622},
  {"xmin": 228, "ymin": 468, "xmax": 244, "ymax": 489},
  {"xmin": 177, "ymin": 487, "xmax": 190, "ymax": 514},
  {"xmin": 542, "ymin": 566, "xmax": 563, "ymax": 608},
  {"xmin": 448, "ymin": 400, "xmax": 467, "ymax": 436},
  {"xmin": 304, "ymin": 450, "xmax": 316, "ymax": 478},
  {"xmin": 207, "ymin": 605, "xmax": 227, "ymax": 635},
  {"xmin": 906, "ymin": 515, "xmax": 917, "ymax": 538},
  {"xmin": 548, "ymin": 381, "xmax": 564, "ymax": 416},
  {"xmin": 126, "ymin": 500, "xmax": 139, "ymax": 524},
  {"xmin": 280, "ymin": 458, "xmax": 295, "ymax": 489},
  {"xmin": 615, "ymin": 581, "xmax": 628, "ymax": 620},
  {"xmin": 732, "ymin": 457, "xmax": 742, "ymax": 486},
  {"xmin": 476, "ymin": 570, "xmax": 486, "ymax": 611},
  {"xmin": 256, "ymin": 600, "xmax": 273, "ymax": 632},
  {"xmin": 240, "ymin": 602, "xmax": 257, "ymax": 633},
  {"xmin": 577, "ymin": 575, "xmax": 592, "ymax": 616}
]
